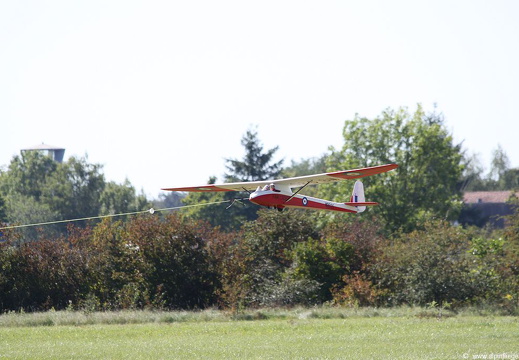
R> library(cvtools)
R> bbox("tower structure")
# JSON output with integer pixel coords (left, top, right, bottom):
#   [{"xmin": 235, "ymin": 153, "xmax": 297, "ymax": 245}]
[{"xmin": 21, "ymin": 143, "xmax": 65, "ymax": 163}]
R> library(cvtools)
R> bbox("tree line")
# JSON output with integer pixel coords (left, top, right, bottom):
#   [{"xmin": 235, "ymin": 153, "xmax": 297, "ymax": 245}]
[
  {"xmin": 0, "ymin": 210, "xmax": 517, "ymax": 313},
  {"xmin": 183, "ymin": 106, "xmax": 519, "ymax": 232},
  {"xmin": 0, "ymin": 152, "xmax": 150, "ymax": 240},
  {"xmin": 0, "ymin": 105, "xmax": 518, "ymax": 313}
]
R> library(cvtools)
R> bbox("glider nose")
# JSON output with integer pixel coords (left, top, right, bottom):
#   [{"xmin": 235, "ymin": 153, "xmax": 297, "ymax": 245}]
[
  {"xmin": 249, "ymin": 190, "xmax": 259, "ymax": 205},
  {"xmin": 250, "ymin": 188, "xmax": 259, "ymax": 199},
  {"xmin": 249, "ymin": 186, "xmax": 261, "ymax": 199}
]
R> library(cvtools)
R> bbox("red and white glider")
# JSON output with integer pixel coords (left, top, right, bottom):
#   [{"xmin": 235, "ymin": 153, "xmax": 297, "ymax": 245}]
[{"xmin": 162, "ymin": 163, "xmax": 398, "ymax": 213}]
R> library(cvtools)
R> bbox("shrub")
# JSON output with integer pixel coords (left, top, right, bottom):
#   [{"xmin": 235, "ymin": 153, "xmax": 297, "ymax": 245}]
[
  {"xmin": 216, "ymin": 210, "xmax": 320, "ymax": 308},
  {"xmin": 332, "ymin": 271, "xmax": 388, "ymax": 307},
  {"xmin": 0, "ymin": 238, "xmax": 90, "ymax": 311},
  {"xmin": 126, "ymin": 214, "xmax": 219, "ymax": 309},
  {"xmin": 290, "ymin": 237, "xmax": 355, "ymax": 301},
  {"xmin": 372, "ymin": 220, "xmax": 500, "ymax": 307}
]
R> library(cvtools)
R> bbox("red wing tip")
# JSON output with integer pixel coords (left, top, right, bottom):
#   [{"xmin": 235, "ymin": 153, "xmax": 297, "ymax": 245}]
[
  {"xmin": 328, "ymin": 163, "xmax": 398, "ymax": 179},
  {"xmin": 345, "ymin": 202, "xmax": 379, "ymax": 206}
]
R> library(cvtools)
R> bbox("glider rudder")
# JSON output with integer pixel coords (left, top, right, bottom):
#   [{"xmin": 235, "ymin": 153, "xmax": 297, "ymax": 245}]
[{"xmin": 344, "ymin": 180, "xmax": 379, "ymax": 213}]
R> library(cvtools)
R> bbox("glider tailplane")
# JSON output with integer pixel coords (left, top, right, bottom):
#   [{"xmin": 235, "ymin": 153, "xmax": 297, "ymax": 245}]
[{"xmin": 344, "ymin": 180, "xmax": 378, "ymax": 213}]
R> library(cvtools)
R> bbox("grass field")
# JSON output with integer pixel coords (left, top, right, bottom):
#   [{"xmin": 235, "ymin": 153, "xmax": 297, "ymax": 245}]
[{"xmin": 0, "ymin": 308, "xmax": 517, "ymax": 359}]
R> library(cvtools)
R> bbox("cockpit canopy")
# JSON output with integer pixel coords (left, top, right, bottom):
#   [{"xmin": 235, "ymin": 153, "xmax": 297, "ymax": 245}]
[{"xmin": 262, "ymin": 183, "xmax": 277, "ymax": 191}]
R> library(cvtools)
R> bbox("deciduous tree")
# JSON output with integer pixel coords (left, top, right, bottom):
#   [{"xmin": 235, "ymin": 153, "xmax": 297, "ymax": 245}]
[
  {"xmin": 0, "ymin": 152, "xmax": 149, "ymax": 239},
  {"xmin": 322, "ymin": 106, "xmax": 464, "ymax": 233}
]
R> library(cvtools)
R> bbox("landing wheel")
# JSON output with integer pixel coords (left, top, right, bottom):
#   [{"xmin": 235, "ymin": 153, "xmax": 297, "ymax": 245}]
[{"xmin": 277, "ymin": 206, "xmax": 285, "ymax": 212}]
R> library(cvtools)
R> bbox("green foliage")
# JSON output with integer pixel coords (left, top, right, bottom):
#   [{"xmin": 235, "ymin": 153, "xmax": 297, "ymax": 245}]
[
  {"xmin": 80, "ymin": 215, "xmax": 221, "ymax": 310},
  {"xmin": 322, "ymin": 105, "xmax": 464, "ymax": 233},
  {"xmin": 3, "ymin": 194, "xmax": 60, "ymax": 240},
  {"xmin": 0, "ymin": 237, "xmax": 90, "ymax": 311},
  {"xmin": 322, "ymin": 216, "xmax": 385, "ymax": 272},
  {"xmin": 240, "ymin": 210, "xmax": 320, "ymax": 305},
  {"xmin": 290, "ymin": 237, "xmax": 355, "ymax": 300},
  {"xmin": 126, "ymin": 215, "xmax": 219, "ymax": 309},
  {"xmin": 215, "ymin": 211, "xmax": 389, "ymax": 308},
  {"xmin": 0, "ymin": 109, "xmax": 518, "ymax": 313},
  {"xmin": 282, "ymin": 155, "xmax": 327, "ymax": 179},
  {"xmin": 0, "ymin": 152, "xmax": 149, "ymax": 240},
  {"xmin": 216, "ymin": 209, "xmax": 321, "ymax": 308},
  {"xmin": 224, "ymin": 128, "xmax": 283, "ymax": 182},
  {"xmin": 497, "ymin": 205, "xmax": 519, "ymax": 312},
  {"xmin": 223, "ymin": 128, "xmax": 284, "ymax": 229},
  {"xmin": 41, "ymin": 156, "xmax": 105, "ymax": 220},
  {"xmin": 321, "ymin": 217, "xmax": 387, "ymax": 307},
  {"xmin": 470, "ymin": 236, "xmax": 504, "ymax": 258},
  {"xmin": 0, "ymin": 151, "xmax": 57, "ymax": 201},
  {"xmin": 282, "ymin": 155, "xmax": 328, "ymax": 198},
  {"xmin": 183, "ymin": 128, "xmax": 284, "ymax": 230},
  {"xmin": 489, "ymin": 145, "xmax": 510, "ymax": 185},
  {"xmin": 0, "ymin": 194, "xmax": 7, "ymax": 222},
  {"xmin": 462, "ymin": 145, "xmax": 519, "ymax": 191},
  {"xmin": 372, "ymin": 220, "xmax": 501, "ymax": 306},
  {"xmin": 0, "ymin": 213, "xmax": 224, "ymax": 312},
  {"xmin": 181, "ymin": 177, "xmax": 239, "ymax": 230},
  {"xmin": 100, "ymin": 179, "xmax": 149, "ymax": 216},
  {"xmin": 154, "ymin": 191, "xmax": 184, "ymax": 209},
  {"xmin": 1, "ymin": 208, "xmax": 518, "ymax": 313},
  {"xmin": 86, "ymin": 218, "xmax": 149, "ymax": 310},
  {"xmin": 241, "ymin": 210, "xmax": 320, "ymax": 266},
  {"xmin": 0, "ymin": 152, "xmax": 106, "ymax": 222}
]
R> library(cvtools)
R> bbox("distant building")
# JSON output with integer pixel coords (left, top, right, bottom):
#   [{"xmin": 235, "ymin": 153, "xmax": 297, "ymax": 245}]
[
  {"xmin": 21, "ymin": 143, "xmax": 65, "ymax": 163},
  {"xmin": 461, "ymin": 191, "xmax": 519, "ymax": 228}
]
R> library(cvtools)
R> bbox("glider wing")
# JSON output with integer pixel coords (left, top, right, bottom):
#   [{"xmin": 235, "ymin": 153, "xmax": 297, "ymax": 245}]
[
  {"xmin": 273, "ymin": 163, "xmax": 398, "ymax": 188},
  {"xmin": 162, "ymin": 181, "xmax": 269, "ymax": 192},
  {"xmin": 162, "ymin": 163, "xmax": 398, "ymax": 192}
]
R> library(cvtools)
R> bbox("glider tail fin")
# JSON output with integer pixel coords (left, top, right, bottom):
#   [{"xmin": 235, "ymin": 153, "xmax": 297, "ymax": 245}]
[{"xmin": 344, "ymin": 180, "xmax": 378, "ymax": 213}]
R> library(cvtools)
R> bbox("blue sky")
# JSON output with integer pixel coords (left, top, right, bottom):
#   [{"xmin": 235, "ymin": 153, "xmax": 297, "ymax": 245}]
[{"xmin": 1, "ymin": 0, "xmax": 518, "ymax": 197}]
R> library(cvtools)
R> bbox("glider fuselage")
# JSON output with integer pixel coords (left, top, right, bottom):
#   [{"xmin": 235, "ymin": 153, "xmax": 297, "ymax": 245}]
[{"xmin": 249, "ymin": 188, "xmax": 357, "ymax": 213}]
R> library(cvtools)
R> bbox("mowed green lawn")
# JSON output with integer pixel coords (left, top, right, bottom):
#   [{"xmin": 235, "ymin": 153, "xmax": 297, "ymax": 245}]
[{"xmin": 1, "ymin": 315, "xmax": 517, "ymax": 359}]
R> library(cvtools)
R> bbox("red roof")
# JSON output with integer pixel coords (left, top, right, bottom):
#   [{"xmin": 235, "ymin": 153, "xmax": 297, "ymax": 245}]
[{"xmin": 463, "ymin": 191, "xmax": 519, "ymax": 204}]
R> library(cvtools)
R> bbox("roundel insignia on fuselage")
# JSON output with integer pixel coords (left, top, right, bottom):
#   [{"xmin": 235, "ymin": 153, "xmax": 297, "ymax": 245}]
[{"xmin": 302, "ymin": 197, "xmax": 308, "ymax": 206}]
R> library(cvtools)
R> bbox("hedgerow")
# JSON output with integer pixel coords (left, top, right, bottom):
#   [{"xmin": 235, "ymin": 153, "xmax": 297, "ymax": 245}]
[{"xmin": 1, "ymin": 209, "xmax": 518, "ymax": 313}]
